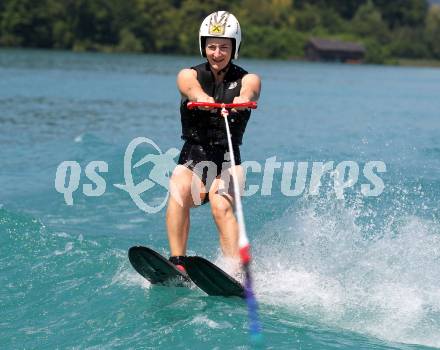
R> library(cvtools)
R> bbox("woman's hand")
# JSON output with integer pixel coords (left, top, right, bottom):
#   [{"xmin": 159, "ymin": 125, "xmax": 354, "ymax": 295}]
[
  {"xmin": 196, "ymin": 95, "xmax": 215, "ymax": 110},
  {"xmin": 231, "ymin": 73, "xmax": 261, "ymax": 112}
]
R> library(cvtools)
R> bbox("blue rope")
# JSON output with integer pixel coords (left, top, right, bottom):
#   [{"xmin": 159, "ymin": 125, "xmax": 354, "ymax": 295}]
[{"xmin": 243, "ymin": 263, "xmax": 264, "ymax": 345}]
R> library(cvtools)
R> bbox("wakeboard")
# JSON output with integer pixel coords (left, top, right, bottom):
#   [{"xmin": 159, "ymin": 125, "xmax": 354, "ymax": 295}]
[
  {"xmin": 128, "ymin": 246, "xmax": 190, "ymax": 286},
  {"xmin": 185, "ymin": 256, "xmax": 245, "ymax": 298}
]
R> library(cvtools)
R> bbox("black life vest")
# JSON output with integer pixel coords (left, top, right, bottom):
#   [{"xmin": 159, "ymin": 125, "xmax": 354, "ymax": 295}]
[{"xmin": 180, "ymin": 62, "xmax": 251, "ymax": 146}]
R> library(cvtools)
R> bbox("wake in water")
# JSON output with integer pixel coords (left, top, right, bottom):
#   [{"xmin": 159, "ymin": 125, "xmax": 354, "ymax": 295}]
[
  {"xmin": 252, "ymin": 191, "xmax": 440, "ymax": 348},
  {"xmin": 3, "ymin": 198, "xmax": 439, "ymax": 349}
]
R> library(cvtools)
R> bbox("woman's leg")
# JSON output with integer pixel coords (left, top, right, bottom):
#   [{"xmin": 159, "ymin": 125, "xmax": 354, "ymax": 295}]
[
  {"xmin": 209, "ymin": 165, "xmax": 244, "ymax": 258},
  {"xmin": 166, "ymin": 165, "xmax": 206, "ymax": 256}
]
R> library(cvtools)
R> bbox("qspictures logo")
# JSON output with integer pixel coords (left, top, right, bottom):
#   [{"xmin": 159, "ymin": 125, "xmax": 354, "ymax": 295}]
[{"xmin": 54, "ymin": 137, "xmax": 386, "ymax": 214}]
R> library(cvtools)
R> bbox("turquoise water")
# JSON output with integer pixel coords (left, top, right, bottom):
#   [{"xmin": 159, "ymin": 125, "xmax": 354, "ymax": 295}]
[{"xmin": 1, "ymin": 49, "xmax": 440, "ymax": 349}]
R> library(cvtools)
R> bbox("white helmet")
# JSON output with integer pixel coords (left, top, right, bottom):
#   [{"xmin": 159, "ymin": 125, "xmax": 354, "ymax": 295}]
[{"xmin": 199, "ymin": 11, "xmax": 242, "ymax": 60}]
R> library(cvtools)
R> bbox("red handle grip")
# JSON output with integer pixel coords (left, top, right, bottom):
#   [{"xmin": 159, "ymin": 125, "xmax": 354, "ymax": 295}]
[{"xmin": 187, "ymin": 101, "xmax": 257, "ymax": 110}]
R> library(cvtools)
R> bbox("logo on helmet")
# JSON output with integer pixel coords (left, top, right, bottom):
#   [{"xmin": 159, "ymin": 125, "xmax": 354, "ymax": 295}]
[
  {"xmin": 209, "ymin": 24, "xmax": 225, "ymax": 35},
  {"xmin": 208, "ymin": 12, "xmax": 229, "ymax": 36}
]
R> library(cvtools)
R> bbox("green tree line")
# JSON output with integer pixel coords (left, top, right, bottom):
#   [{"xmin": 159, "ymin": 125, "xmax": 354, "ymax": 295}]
[{"xmin": 1, "ymin": 0, "xmax": 440, "ymax": 63}]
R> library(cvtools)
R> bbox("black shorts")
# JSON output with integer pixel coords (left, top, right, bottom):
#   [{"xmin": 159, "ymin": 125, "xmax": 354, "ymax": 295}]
[{"xmin": 178, "ymin": 141, "xmax": 241, "ymax": 203}]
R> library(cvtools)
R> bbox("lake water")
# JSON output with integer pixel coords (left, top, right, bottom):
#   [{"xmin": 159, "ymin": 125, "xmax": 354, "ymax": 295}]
[{"xmin": 1, "ymin": 48, "xmax": 439, "ymax": 349}]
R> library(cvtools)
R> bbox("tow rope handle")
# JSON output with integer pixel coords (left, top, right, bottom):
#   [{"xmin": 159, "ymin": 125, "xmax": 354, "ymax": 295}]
[{"xmin": 187, "ymin": 101, "xmax": 257, "ymax": 110}]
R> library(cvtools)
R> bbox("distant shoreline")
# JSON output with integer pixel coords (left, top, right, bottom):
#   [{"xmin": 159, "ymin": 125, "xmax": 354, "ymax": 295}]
[
  {"xmin": 2, "ymin": 46, "xmax": 440, "ymax": 69},
  {"xmin": 396, "ymin": 58, "xmax": 440, "ymax": 67}
]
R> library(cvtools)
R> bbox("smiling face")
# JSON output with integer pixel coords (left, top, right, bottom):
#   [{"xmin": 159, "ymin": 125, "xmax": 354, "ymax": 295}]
[{"xmin": 205, "ymin": 37, "xmax": 233, "ymax": 73}]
